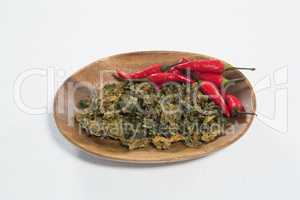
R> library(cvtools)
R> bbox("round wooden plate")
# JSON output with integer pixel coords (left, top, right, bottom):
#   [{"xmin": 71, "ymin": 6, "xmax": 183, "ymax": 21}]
[{"xmin": 53, "ymin": 51, "xmax": 256, "ymax": 164}]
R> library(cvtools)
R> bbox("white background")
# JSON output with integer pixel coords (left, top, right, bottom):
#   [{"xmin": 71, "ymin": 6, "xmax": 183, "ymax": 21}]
[{"xmin": 1, "ymin": 0, "xmax": 299, "ymax": 200}]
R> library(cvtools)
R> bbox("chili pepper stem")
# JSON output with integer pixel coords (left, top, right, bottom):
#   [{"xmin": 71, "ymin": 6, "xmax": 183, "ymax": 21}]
[{"xmin": 225, "ymin": 67, "xmax": 256, "ymax": 72}]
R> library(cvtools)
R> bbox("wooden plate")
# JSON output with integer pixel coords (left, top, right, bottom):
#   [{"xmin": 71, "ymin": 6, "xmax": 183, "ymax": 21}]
[{"xmin": 53, "ymin": 51, "xmax": 256, "ymax": 164}]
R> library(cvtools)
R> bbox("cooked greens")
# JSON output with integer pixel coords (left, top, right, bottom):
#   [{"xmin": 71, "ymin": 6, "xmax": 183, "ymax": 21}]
[{"xmin": 75, "ymin": 81, "xmax": 229, "ymax": 150}]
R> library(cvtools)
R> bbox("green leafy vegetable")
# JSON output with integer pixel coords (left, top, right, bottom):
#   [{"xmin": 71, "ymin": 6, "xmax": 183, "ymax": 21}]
[{"xmin": 75, "ymin": 81, "xmax": 229, "ymax": 150}]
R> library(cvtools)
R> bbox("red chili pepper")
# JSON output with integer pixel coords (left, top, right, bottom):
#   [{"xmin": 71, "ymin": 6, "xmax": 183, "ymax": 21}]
[
  {"xmin": 147, "ymin": 73, "xmax": 194, "ymax": 85},
  {"xmin": 168, "ymin": 67, "xmax": 183, "ymax": 76},
  {"xmin": 193, "ymin": 72, "xmax": 245, "ymax": 88},
  {"xmin": 116, "ymin": 58, "xmax": 190, "ymax": 80},
  {"xmin": 116, "ymin": 63, "xmax": 163, "ymax": 79},
  {"xmin": 167, "ymin": 57, "xmax": 192, "ymax": 76},
  {"xmin": 117, "ymin": 71, "xmax": 194, "ymax": 85},
  {"xmin": 198, "ymin": 81, "xmax": 230, "ymax": 117},
  {"xmin": 225, "ymin": 94, "xmax": 256, "ymax": 117},
  {"xmin": 116, "ymin": 69, "xmax": 131, "ymax": 80},
  {"xmin": 176, "ymin": 59, "xmax": 255, "ymax": 74}
]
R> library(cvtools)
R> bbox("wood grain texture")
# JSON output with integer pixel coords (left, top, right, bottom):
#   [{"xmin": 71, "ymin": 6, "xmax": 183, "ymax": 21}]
[{"xmin": 53, "ymin": 51, "xmax": 256, "ymax": 164}]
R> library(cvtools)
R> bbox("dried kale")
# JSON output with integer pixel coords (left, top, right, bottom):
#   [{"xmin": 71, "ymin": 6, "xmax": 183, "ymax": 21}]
[{"xmin": 75, "ymin": 81, "xmax": 229, "ymax": 150}]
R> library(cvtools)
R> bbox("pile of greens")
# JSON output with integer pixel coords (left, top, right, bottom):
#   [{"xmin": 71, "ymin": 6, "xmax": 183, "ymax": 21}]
[{"xmin": 75, "ymin": 81, "xmax": 229, "ymax": 150}]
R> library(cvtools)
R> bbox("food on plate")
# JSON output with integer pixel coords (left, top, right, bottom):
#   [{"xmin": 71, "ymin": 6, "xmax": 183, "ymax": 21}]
[{"xmin": 75, "ymin": 58, "xmax": 255, "ymax": 150}]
